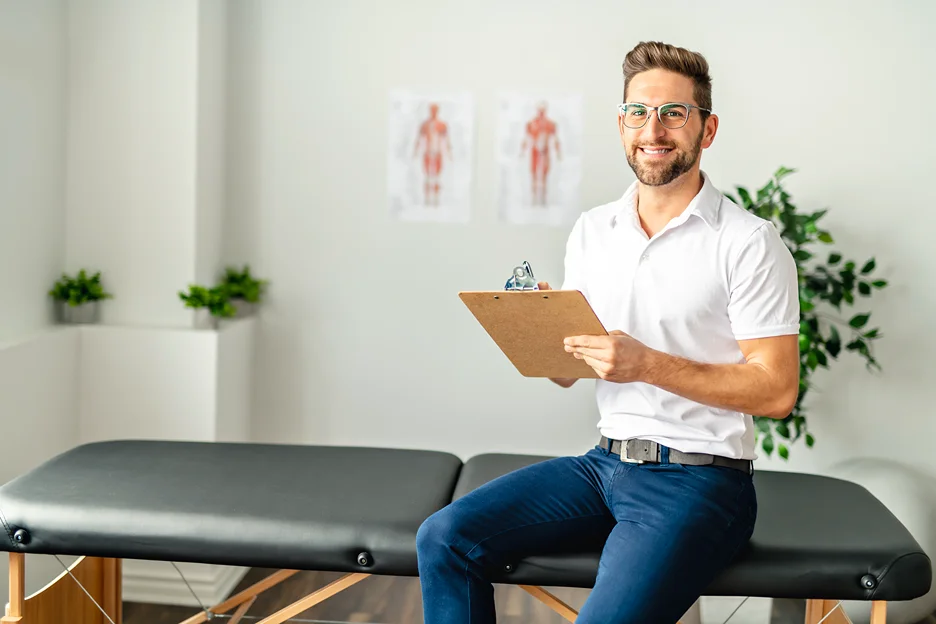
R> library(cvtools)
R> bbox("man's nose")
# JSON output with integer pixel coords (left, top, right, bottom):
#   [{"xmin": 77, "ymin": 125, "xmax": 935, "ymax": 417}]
[{"xmin": 641, "ymin": 111, "xmax": 668, "ymax": 139}]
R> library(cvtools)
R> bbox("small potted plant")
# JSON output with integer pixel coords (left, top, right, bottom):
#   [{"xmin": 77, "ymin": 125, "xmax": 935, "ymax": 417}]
[
  {"xmin": 217, "ymin": 264, "xmax": 268, "ymax": 317},
  {"xmin": 178, "ymin": 284, "xmax": 236, "ymax": 329},
  {"xmin": 48, "ymin": 269, "xmax": 113, "ymax": 324}
]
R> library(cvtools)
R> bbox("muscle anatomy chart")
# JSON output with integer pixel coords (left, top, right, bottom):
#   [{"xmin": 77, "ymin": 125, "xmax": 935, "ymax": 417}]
[
  {"xmin": 496, "ymin": 93, "xmax": 583, "ymax": 225},
  {"xmin": 387, "ymin": 91, "xmax": 474, "ymax": 223}
]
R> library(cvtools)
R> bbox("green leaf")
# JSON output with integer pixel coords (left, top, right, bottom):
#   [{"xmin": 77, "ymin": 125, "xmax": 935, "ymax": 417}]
[
  {"xmin": 775, "ymin": 422, "xmax": 790, "ymax": 438},
  {"xmin": 828, "ymin": 252, "xmax": 842, "ymax": 265},
  {"xmin": 872, "ymin": 280, "xmax": 888, "ymax": 288},
  {"xmin": 737, "ymin": 187, "xmax": 753, "ymax": 209},
  {"xmin": 817, "ymin": 231, "xmax": 834, "ymax": 243},
  {"xmin": 778, "ymin": 444, "xmax": 789, "ymax": 460},
  {"xmin": 762, "ymin": 434, "xmax": 775, "ymax": 456},
  {"xmin": 826, "ymin": 326, "xmax": 841, "ymax": 357},
  {"xmin": 863, "ymin": 328, "xmax": 879, "ymax": 339},
  {"xmin": 861, "ymin": 258, "xmax": 876, "ymax": 274},
  {"xmin": 858, "ymin": 282, "xmax": 871, "ymax": 296},
  {"xmin": 806, "ymin": 433, "xmax": 815, "ymax": 447},
  {"xmin": 793, "ymin": 249, "xmax": 813, "ymax": 262},
  {"xmin": 806, "ymin": 351, "xmax": 819, "ymax": 370},
  {"xmin": 849, "ymin": 313, "xmax": 870, "ymax": 328},
  {"xmin": 815, "ymin": 349, "xmax": 828, "ymax": 367},
  {"xmin": 799, "ymin": 334, "xmax": 810, "ymax": 351},
  {"xmin": 801, "ymin": 299, "xmax": 815, "ymax": 312}
]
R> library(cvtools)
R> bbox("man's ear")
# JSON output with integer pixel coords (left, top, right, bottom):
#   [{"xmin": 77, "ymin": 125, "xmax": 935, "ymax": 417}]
[
  {"xmin": 702, "ymin": 113, "xmax": 719, "ymax": 149},
  {"xmin": 617, "ymin": 113, "xmax": 627, "ymax": 147}
]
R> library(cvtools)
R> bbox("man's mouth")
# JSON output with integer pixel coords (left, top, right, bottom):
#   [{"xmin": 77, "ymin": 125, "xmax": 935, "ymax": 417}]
[{"xmin": 639, "ymin": 146, "xmax": 674, "ymax": 156}]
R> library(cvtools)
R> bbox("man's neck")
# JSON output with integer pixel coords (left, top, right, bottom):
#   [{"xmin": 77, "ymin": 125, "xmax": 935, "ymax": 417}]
[{"xmin": 635, "ymin": 171, "xmax": 704, "ymax": 238}]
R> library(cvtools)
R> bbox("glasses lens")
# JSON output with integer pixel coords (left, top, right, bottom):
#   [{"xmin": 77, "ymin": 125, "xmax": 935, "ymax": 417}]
[
  {"xmin": 659, "ymin": 103, "xmax": 689, "ymax": 129},
  {"xmin": 623, "ymin": 104, "xmax": 648, "ymax": 128}
]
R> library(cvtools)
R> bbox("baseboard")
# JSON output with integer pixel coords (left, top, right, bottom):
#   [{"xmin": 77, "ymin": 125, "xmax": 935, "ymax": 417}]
[{"xmin": 121, "ymin": 559, "xmax": 249, "ymax": 606}]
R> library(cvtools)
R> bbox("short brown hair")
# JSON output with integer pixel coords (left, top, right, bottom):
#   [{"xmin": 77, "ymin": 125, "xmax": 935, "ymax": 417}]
[{"xmin": 622, "ymin": 41, "xmax": 712, "ymax": 114}]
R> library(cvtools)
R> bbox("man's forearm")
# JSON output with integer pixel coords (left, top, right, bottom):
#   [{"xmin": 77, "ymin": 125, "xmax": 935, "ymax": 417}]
[{"xmin": 640, "ymin": 349, "xmax": 796, "ymax": 419}]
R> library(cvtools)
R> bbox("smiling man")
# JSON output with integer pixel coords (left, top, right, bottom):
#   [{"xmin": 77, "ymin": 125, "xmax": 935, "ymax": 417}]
[{"xmin": 416, "ymin": 41, "xmax": 800, "ymax": 624}]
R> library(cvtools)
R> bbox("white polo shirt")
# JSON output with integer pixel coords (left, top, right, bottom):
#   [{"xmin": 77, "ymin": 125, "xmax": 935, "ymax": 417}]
[{"xmin": 561, "ymin": 171, "xmax": 799, "ymax": 460}]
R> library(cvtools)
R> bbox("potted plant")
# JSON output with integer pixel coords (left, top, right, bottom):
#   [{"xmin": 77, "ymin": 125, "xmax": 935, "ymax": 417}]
[
  {"xmin": 217, "ymin": 265, "xmax": 268, "ymax": 317},
  {"xmin": 725, "ymin": 167, "xmax": 888, "ymax": 460},
  {"xmin": 48, "ymin": 269, "xmax": 113, "ymax": 324},
  {"xmin": 178, "ymin": 284, "xmax": 236, "ymax": 329}
]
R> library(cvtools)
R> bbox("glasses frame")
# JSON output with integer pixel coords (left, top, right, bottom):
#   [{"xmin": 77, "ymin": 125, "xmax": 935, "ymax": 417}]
[{"xmin": 617, "ymin": 102, "xmax": 712, "ymax": 129}]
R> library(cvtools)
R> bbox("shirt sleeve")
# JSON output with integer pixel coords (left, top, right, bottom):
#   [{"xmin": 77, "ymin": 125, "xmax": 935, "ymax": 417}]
[
  {"xmin": 560, "ymin": 213, "xmax": 588, "ymax": 297},
  {"xmin": 727, "ymin": 221, "xmax": 800, "ymax": 340}
]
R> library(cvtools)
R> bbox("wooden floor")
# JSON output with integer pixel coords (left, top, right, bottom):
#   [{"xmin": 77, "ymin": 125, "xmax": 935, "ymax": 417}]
[
  {"xmin": 120, "ymin": 568, "xmax": 815, "ymax": 624},
  {"xmin": 122, "ymin": 568, "xmax": 593, "ymax": 623}
]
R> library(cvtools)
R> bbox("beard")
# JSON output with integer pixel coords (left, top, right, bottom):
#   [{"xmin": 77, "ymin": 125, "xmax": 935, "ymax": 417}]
[{"xmin": 626, "ymin": 127, "xmax": 704, "ymax": 187}]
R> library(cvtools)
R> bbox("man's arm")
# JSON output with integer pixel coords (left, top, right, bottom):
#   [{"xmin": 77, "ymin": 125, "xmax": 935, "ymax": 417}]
[
  {"xmin": 640, "ymin": 335, "xmax": 800, "ymax": 419},
  {"xmin": 564, "ymin": 331, "xmax": 799, "ymax": 417}
]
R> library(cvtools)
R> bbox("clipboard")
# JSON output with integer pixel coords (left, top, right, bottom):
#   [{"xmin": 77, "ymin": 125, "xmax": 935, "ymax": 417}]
[{"xmin": 458, "ymin": 289, "xmax": 608, "ymax": 378}]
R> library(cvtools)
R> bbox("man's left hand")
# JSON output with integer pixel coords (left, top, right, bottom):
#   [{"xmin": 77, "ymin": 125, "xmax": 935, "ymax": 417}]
[{"xmin": 564, "ymin": 330, "xmax": 650, "ymax": 383}]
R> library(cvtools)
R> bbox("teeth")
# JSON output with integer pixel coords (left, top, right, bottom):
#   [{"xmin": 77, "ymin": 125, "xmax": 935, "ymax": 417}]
[{"xmin": 642, "ymin": 148, "xmax": 671, "ymax": 154}]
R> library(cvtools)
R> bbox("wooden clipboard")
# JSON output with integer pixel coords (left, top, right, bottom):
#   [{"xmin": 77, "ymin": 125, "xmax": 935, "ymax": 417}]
[{"xmin": 458, "ymin": 289, "xmax": 608, "ymax": 378}]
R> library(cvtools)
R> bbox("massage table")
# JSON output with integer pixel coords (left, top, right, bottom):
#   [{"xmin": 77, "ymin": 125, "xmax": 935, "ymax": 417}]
[{"xmin": 0, "ymin": 440, "xmax": 929, "ymax": 624}]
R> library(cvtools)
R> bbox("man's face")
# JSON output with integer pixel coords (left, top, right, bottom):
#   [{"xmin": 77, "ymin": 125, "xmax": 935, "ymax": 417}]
[{"xmin": 619, "ymin": 69, "xmax": 717, "ymax": 187}]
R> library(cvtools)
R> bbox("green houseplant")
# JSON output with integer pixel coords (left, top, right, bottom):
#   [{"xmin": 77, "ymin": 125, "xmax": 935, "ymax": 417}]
[
  {"xmin": 217, "ymin": 264, "xmax": 268, "ymax": 317},
  {"xmin": 725, "ymin": 167, "xmax": 888, "ymax": 460},
  {"xmin": 48, "ymin": 269, "xmax": 113, "ymax": 324},
  {"xmin": 178, "ymin": 285, "xmax": 236, "ymax": 328}
]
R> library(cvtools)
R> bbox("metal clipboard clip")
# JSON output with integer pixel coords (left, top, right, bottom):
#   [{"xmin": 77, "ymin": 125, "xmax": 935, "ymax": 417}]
[{"xmin": 504, "ymin": 261, "xmax": 539, "ymax": 291}]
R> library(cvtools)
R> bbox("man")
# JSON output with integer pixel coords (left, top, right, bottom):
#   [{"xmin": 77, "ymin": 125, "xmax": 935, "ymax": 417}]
[
  {"xmin": 416, "ymin": 41, "xmax": 800, "ymax": 623},
  {"xmin": 520, "ymin": 101, "xmax": 561, "ymax": 205},
  {"xmin": 413, "ymin": 102, "xmax": 452, "ymax": 206}
]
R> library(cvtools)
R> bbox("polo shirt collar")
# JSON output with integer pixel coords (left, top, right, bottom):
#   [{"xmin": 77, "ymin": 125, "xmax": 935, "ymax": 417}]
[{"xmin": 612, "ymin": 171, "xmax": 721, "ymax": 231}]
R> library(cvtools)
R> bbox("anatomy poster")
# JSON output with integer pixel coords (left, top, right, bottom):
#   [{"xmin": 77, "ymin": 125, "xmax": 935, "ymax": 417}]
[
  {"xmin": 387, "ymin": 90, "xmax": 474, "ymax": 223},
  {"xmin": 496, "ymin": 93, "xmax": 583, "ymax": 225}
]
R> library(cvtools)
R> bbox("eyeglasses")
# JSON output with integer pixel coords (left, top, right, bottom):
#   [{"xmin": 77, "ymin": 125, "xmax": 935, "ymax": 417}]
[{"xmin": 617, "ymin": 102, "xmax": 711, "ymax": 129}]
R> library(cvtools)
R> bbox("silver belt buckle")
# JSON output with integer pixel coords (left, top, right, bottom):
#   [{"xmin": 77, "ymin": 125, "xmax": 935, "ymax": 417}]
[{"xmin": 621, "ymin": 440, "xmax": 645, "ymax": 464}]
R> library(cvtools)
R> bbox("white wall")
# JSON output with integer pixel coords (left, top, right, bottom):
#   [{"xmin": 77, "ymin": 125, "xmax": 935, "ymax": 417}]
[
  {"xmin": 0, "ymin": 0, "xmax": 66, "ymax": 343},
  {"xmin": 65, "ymin": 1, "xmax": 199, "ymax": 328},
  {"xmin": 240, "ymin": 0, "xmax": 936, "ymax": 479},
  {"xmin": 222, "ymin": 0, "xmax": 263, "ymax": 271},
  {"xmin": 195, "ymin": 0, "xmax": 227, "ymax": 287}
]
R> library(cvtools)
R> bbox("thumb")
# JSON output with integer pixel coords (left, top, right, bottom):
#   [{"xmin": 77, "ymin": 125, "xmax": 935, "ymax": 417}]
[
  {"xmin": 537, "ymin": 281, "xmax": 552, "ymax": 290},
  {"xmin": 609, "ymin": 330, "xmax": 626, "ymax": 336}
]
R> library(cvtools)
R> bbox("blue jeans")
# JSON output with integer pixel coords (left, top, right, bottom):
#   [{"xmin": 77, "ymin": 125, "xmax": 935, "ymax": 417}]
[{"xmin": 416, "ymin": 444, "xmax": 757, "ymax": 623}]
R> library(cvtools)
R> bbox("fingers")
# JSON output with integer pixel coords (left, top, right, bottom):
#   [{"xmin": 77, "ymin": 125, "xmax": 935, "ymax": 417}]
[
  {"xmin": 580, "ymin": 354, "xmax": 610, "ymax": 378},
  {"xmin": 567, "ymin": 346, "xmax": 610, "ymax": 363},
  {"xmin": 537, "ymin": 281, "xmax": 552, "ymax": 290},
  {"xmin": 564, "ymin": 335, "xmax": 599, "ymax": 348}
]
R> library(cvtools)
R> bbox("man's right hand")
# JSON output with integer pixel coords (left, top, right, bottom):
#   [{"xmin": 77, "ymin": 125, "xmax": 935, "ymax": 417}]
[{"xmin": 539, "ymin": 281, "xmax": 578, "ymax": 389}]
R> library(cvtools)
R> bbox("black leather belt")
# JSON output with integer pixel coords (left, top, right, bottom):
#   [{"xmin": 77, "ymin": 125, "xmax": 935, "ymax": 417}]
[{"xmin": 600, "ymin": 436, "xmax": 753, "ymax": 474}]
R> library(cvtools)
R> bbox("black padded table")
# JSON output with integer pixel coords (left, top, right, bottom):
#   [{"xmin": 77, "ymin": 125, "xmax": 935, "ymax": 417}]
[
  {"xmin": 0, "ymin": 440, "xmax": 929, "ymax": 624},
  {"xmin": 454, "ymin": 453, "xmax": 932, "ymax": 601}
]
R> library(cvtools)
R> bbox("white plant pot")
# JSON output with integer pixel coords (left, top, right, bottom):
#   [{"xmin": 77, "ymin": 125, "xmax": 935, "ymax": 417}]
[
  {"xmin": 59, "ymin": 300, "xmax": 99, "ymax": 324},
  {"xmin": 193, "ymin": 308, "xmax": 220, "ymax": 330},
  {"xmin": 231, "ymin": 299, "xmax": 257, "ymax": 318}
]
